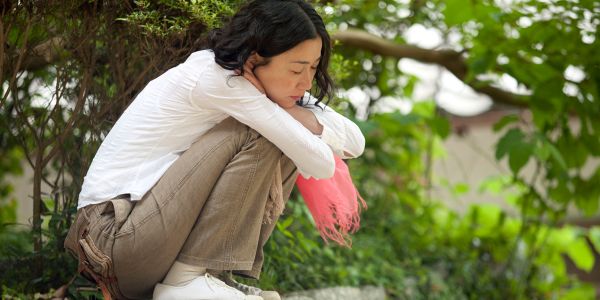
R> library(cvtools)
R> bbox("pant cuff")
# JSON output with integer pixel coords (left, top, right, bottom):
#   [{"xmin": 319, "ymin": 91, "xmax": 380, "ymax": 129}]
[
  {"xmin": 177, "ymin": 254, "xmax": 254, "ymax": 272},
  {"xmin": 233, "ymin": 264, "xmax": 262, "ymax": 279}
]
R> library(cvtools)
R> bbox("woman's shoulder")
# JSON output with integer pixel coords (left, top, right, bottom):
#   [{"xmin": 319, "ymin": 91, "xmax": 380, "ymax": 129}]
[
  {"xmin": 165, "ymin": 49, "xmax": 222, "ymax": 87},
  {"xmin": 184, "ymin": 49, "xmax": 234, "ymax": 78},
  {"xmin": 186, "ymin": 49, "xmax": 214, "ymax": 61},
  {"xmin": 181, "ymin": 49, "xmax": 216, "ymax": 70}
]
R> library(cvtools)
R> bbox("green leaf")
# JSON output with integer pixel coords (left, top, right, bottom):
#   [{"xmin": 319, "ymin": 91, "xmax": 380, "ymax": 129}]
[
  {"xmin": 581, "ymin": 128, "xmax": 600, "ymax": 156},
  {"xmin": 469, "ymin": 51, "xmax": 495, "ymax": 74},
  {"xmin": 278, "ymin": 217, "xmax": 294, "ymax": 231},
  {"xmin": 495, "ymin": 128, "xmax": 533, "ymax": 174},
  {"xmin": 433, "ymin": 208, "xmax": 451, "ymax": 226},
  {"xmin": 574, "ymin": 194, "xmax": 600, "ymax": 216},
  {"xmin": 356, "ymin": 120, "xmax": 378, "ymax": 135},
  {"xmin": 589, "ymin": 227, "xmax": 600, "ymax": 254},
  {"xmin": 453, "ymin": 183, "xmax": 469, "ymax": 196},
  {"xmin": 476, "ymin": 204, "xmax": 502, "ymax": 233},
  {"xmin": 508, "ymin": 143, "xmax": 532, "ymax": 174},
  {"xmin": 549, "ymin": 182, "xmax": 572, "ymax": 204},
  {"xmin": 478, "ymin": 175, "xmax": 512, "ymax": 195},
  {"xmin": 391, "ymin": 112, "xmax": 421, "ymax": 126},
  {"xmin": 430, "ymin": 116, "xmax": 451, "ymax": 139},
  {"xmin": 495, "ymin": 128, "xmax": 524, "ymax": 160},
  {"xmin": 506, "ymin": 63, "xmax": 534, "ymax": 85},
  {"xmin": 560, "ymin": 283, "xmax": 596, "ymax": 300},
  {"xmin": 568, "ymin": 142, "xmax": 589, "ymax": 169},
  {"xmin": 444, "ymin": 0, "xmax": 474, "ymax": 26},
  {"xmin": 0, "ymin": 199, "xmax": 18, "ymax": 224},
  {"xmin": 501, "ymin": 218, "xmax": 521, "ymax": 237},
  {"xmin": 546, "ymin": 252, "xmax": 567, "ymax": 278},
  {"xmin": 547, "ymin": 143, "xmax": 568, "ymax": 170},
  {"xmin": 566, "ymin": 236, "xmax": 595, "ymax": 272},
  {"xmin": 529, "ymin": 62, "xmax": 561, "ymax": 83},
  {"xmin": 493, "ymin": 114, "xmax": 519, "ymax": 132},
  {"xmin": 549, "ymin": 227, "xmax": 575, "ymax": 251},
  {"xmin": 533, "ymin": 136, "xmax": 551, "ymax": 161}
]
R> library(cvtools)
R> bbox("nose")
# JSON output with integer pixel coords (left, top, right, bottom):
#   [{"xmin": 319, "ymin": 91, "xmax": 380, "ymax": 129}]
[{"xmin": 298, "ymin": 70, "xmax": 312, "ymax": 91}]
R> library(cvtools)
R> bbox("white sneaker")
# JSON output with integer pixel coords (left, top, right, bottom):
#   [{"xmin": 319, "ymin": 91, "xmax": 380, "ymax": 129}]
[
  {"xmin": 153, "ymin": 273, "xmax": 264, "ymax": 300},
  {"xmin": 217, "ymin": 272, "xmax": 281, "ymax": 300}
]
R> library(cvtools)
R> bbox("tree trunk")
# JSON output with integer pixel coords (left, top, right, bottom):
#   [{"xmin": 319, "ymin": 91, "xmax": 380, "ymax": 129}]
[{"xmin": 33, "ymin": 151, "xmax": 44, "ymax": 277}]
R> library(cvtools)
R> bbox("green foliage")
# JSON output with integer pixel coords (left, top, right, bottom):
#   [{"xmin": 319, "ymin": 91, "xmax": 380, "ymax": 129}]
[
  {"xmin": 439, "ymin": 0, "xmax": 600, "ymax": 217},
  {"xmin": 0, "ymin": 133, "xmax": 30, "ymax": 290},
  {"xmin": 495, "ymin": 128, "xmax": 533, "ymax": 174},
  {"xmin": 119, "ymin": 0, "xmax": 241, "ymax": 36},
  {"xmin": 256, "ymin": 104, "xmax": 596, "ymax": 299},
  {"xmin": 0, "ymin": 147, "xmax": 23, "ymax": 225}
]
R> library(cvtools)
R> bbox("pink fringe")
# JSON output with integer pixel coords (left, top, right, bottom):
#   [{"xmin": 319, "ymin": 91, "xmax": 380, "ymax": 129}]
[{"xmin": 295, "ymin": 155, "xmax": 367, "ymax": 247}]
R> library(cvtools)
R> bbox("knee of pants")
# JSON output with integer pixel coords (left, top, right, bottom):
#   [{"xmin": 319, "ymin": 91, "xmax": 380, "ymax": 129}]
[
  {"xmin": 214, "ymin": 117, "xmax": 284, "ymax": 159},
  {"xmin": 217, "ymin": 118, "xmax": 262, "ymax": 142},
  {"xmin": 256, "ymin": 134, "xmax": 283, "ymax": 157}
]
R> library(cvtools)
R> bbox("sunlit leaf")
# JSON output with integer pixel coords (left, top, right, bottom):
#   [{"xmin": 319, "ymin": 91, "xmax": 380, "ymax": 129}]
[{"xmin": 566, "ymin": 236, "xmax": 595, "ymax": 273}]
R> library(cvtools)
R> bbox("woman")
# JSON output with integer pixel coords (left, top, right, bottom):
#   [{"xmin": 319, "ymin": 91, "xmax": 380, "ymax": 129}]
[{"xmin": 64, "ymin": 0, "xmax": 365, "ymax": 299}]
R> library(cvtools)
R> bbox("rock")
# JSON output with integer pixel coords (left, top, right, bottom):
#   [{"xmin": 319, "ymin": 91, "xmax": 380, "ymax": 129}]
[{"xmin": 283, "ymin": 286, "xmax": 386, "ymax": 300}]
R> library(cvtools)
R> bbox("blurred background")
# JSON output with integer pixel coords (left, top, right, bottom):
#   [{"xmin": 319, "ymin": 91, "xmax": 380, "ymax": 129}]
[{"xmin": 1, "ymin": 0, "xmax": 599, "ymax": 299}]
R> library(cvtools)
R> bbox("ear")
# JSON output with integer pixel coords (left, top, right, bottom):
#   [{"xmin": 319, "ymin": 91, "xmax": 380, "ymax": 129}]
[
  {"xmin": 247, "ymin": 51, "xmax": 259, "ymax": 65},
  {"xmin": 247, "ymin": 52, "xmax": 267, "ymax": 69}
]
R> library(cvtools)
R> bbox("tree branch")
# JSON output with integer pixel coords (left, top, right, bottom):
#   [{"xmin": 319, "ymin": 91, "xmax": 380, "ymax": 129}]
[{"xmin": 332, "ymin": 28, "xmax": 529, "ymax": 108}]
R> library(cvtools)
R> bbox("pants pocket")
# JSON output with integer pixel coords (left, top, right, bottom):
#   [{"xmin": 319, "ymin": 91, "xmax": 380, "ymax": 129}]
[
  {"xmin": 64, "ymin": 204, "xmax": 127, "ymax": 299},
  {"xmin": 79, "ymin": 234, "xmax": 113, "ymax": 279}
]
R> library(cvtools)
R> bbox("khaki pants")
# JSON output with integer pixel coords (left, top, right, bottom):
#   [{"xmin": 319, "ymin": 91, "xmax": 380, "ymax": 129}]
[{"xmin": 65, "ymin": 117, "xmax": 298, "ymax": 299}]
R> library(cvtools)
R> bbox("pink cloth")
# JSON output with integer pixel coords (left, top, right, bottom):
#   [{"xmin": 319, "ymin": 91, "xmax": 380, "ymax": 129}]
[{"xmin": 295, "ymin": 155, "xmax": 367, "ymax": 247}]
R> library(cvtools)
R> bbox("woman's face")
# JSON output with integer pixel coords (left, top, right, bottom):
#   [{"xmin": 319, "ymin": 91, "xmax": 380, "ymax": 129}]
[{"xmin": 253, "ymin": 37, "xmax": 322, "ymax": 108}]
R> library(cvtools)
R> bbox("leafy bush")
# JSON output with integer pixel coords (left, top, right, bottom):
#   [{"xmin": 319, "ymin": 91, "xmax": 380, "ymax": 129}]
[{"xmin": 255, "ymin": 106, "xmax": 597, "ymax": 300}]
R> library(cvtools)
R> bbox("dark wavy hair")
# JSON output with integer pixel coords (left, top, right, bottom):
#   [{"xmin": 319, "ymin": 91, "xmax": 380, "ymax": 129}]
[{"xmin": 206, "ymin": 0, "xmax": 334, "ymax": 106}]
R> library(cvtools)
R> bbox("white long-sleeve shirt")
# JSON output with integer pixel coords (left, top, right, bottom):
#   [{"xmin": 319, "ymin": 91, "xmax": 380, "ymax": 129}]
[{"xmin": 77, "ymin": 50, "xmax": 365, "ymax": 209}]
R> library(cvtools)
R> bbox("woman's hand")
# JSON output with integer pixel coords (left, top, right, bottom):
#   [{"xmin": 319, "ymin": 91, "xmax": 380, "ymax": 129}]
[{"xmin": 241, "ymin": 59, "xmax": 266, "ymax": 94}]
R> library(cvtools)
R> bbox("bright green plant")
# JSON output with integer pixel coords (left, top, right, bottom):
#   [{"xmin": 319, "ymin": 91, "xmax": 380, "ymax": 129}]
[{"xmin": 258, "ymin": 106, "xmax": 596, "ymax": 298}]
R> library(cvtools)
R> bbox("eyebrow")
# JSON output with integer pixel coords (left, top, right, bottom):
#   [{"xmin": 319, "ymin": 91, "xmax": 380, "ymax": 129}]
[{"xmin": 291, "ymin": 57, "xmax": 321, "ymax": 65}]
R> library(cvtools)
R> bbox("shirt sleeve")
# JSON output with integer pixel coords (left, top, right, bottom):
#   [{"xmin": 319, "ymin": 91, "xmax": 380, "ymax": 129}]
[
  {"xmin": 190, "ymin": 65, "xmax": 335, "ymax": 179},
  {"xmin": 302, "ymin": 94, "xmax": 366, "ymax": 159}
]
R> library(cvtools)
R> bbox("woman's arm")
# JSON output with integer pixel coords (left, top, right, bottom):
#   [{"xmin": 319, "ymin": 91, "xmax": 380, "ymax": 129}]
[
  {"xmin": 240, "ymin": 61, "xmax": 364, "ymax": 159},
  {"xmin": 191, "ymin": 66, "xmax": 335, "ymax": 179},
  {"xmin": 302, "ymin": 94, "xmax": 365, "ymax": 159}
]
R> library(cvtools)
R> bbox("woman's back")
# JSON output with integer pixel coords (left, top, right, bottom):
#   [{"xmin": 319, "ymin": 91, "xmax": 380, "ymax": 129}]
[{"xmin": 79, "ymin": 50, "xmax": 230, "ymax": 207}]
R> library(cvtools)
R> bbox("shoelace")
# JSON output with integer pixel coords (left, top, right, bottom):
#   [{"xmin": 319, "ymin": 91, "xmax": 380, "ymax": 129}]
[{"xmin": 219, "ymin": 271, "xmax": 263, "ymax": 296}]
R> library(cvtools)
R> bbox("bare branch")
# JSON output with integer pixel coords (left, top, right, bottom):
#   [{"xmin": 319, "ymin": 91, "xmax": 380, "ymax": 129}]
[
  {"xmin": 0, "ymin": 18, "xmax": 7, "ymax": 92},
  {"xmin": 2, "ymin": 18, "xmax": 33, "ymax": 108},
  {"xmin": 332, "ymin": 29, "xmax": 529, "ymax": 108},
  {"xmin": 42, "ymin": 67, "xmax": 90, "ymax": 168}
]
